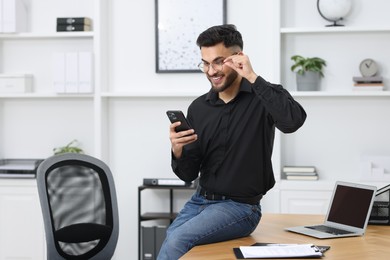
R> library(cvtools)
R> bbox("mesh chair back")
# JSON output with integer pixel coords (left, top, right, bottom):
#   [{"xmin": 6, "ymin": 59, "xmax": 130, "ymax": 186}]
[{"xmin": 37, "ymin": 153, "xmax": 119, "ymax": 260}]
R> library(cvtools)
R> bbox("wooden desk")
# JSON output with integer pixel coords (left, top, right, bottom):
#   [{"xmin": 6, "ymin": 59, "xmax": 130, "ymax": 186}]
[{"xmin": 181, "ymin": 214, "xmax": 390, "ymax": 259}]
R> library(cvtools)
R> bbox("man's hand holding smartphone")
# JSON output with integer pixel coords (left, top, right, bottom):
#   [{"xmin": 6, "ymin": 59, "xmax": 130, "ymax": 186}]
[{"xmin": 166, "ymin": 110, "xmax": 197, "ymax": 159}]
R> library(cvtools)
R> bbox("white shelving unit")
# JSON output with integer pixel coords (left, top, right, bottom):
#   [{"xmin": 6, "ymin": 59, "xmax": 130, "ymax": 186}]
[
  {"xmin": 0, "ymin": 1, "xmax": 107, "ymax": 258},
  {"xmin": 0, "ymin": 0, "xmax": 108, "ymax": 160},
  {"xmin": 274, "ymin": 0, "xmax": 390, "ymax": 213}
]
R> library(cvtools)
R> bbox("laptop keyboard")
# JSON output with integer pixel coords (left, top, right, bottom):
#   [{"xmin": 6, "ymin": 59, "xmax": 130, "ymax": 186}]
[{"xmin": 306, "ymin": 225, "xmax": 354, "ymax": 235}]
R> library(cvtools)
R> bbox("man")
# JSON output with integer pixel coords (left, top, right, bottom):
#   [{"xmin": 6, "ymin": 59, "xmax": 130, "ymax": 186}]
[{"xmin": 158, "ymin": 24, "xmax": 306, "ymax": 259}]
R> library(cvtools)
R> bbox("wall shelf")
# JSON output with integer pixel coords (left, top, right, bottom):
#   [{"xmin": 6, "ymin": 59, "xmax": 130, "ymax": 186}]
[
  {"xmin": 0, "ymin": 93, "xmax": 94, "ymax": 99},
  {"xmin": 290, "ymin": 91, "xmax": 390, "ymax": 97},
  {"xmin": 98, "ymin": 91, "xmax": 390, "ymax": 98},
  {"xmin": 101, "ymin": 91, "xmax": 204, "ymax": 98},
  {"xmin": 281, "ymin": 27, "xmax": 390, "ymax": 34},
  {"xmin": 0, "ymin": 32, "xmax": 94, "ymax": 39}
]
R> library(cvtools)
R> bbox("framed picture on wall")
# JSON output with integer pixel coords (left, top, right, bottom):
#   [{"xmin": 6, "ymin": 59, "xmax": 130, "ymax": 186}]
[{"xmin": 155, "ymin": 0, "xmax": 227, "ymax": 73}]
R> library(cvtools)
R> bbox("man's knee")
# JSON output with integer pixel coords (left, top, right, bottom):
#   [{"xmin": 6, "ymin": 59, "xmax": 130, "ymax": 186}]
[{"xmin": 158, "ymin": 236, "xmax": 189, "ymax": 260}]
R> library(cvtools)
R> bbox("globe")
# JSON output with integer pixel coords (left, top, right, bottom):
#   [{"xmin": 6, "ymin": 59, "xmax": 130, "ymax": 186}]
[{"xmin": 317, "ymin": 0, "xmax": 352, "ymax": 26}]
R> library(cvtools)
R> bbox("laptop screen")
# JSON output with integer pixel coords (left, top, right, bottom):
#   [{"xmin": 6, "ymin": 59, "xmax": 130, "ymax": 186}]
[{"xmin": 327, "ymin": 184, "xmax": 375, "ymax": 228}]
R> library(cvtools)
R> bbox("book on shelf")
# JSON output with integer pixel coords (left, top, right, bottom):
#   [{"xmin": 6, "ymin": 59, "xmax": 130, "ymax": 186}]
[
  {"xmin": 57, "ymin": 17, "xmax": 92, "ymax": 26},
  {"xmin": 286, "ymin": 174, "xmax": 319, "ymax": 181},
  {"xmin": 353, "ymin": 87, "xmax": 384, "ymax": 91},
  {"xmin": 352, "ymin": 76, "xmax": 383, "ymax": 84},
  {"xmin": 282, "ymin": 166, "xmax": 316, "ymax": 173},
  {"xmin": 353, "ymin": 83, "xmax": 384, "ymax": 91},
  {"xmin": 57, "ymin": 24, "xmax": 92, "ymax": 32}
]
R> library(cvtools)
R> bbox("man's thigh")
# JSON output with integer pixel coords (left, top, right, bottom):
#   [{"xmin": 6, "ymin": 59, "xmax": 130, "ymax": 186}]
[{"xmin": 168, "ymin": 195, "xmax": 262, "ymax": 246}]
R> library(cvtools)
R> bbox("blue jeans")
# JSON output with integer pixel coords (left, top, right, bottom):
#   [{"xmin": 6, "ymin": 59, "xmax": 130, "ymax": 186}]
[{"xmin": 157, "ymin": 192, "xmax": 262, "ymax": 260}]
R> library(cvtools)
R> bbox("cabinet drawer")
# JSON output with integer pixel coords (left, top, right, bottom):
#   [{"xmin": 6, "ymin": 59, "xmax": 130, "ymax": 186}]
[{"xmin": 281, "ymin": 190, "xmax": 332, "ymax": 214}]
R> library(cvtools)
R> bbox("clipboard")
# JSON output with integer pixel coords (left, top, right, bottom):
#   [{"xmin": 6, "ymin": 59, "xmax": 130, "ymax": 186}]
[{"xmin": 233, "ymin": 243, "xmax": 330, "ymax": 259}]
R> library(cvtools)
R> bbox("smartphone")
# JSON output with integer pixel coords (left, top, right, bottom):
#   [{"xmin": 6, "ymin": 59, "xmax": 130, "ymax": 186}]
[{"xmin": 166, "ymin": 110, "xmax": 192, "ymax": 132}]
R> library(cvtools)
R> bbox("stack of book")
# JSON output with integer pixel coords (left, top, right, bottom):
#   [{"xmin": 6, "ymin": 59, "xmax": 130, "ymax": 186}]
[
  {"xmin": 56, "ymin": 17, "xmax": 92, "ymax": 32},
  {"xmin": 282, "ymin": 166, "xmax": 318, "ymax": 181},
  {"xmin": 352, "ymin": 76, "xmax": 384, "ymax": 91}
]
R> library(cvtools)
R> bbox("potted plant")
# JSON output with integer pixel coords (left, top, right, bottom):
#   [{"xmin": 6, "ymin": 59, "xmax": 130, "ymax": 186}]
[
  {"xmin": 291, "ymin": 55, "xmax": 326, "ymax": 91},
  {"xmin": 53, "ymin": 139, "xmax": 84, "ymax": 155}
]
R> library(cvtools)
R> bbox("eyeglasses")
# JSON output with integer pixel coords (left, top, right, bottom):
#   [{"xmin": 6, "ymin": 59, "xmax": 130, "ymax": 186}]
[
  {"xmin": 198, "ymin": 52, "xmax": 238, "ymax": 73},
  {"xmin": 197, "ymin": 59, "xmax": 224, "ymax": 73}
]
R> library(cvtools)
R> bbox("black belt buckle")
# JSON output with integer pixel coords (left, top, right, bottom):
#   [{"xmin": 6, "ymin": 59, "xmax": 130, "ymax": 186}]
[
  {"xmin": 200, "ymin": 188, "xmax": 225, "ymax": 201},
  {"xmin": 209, "ymin": 193, "xmax": 223, "ymax": 200},
  {"xmin": 206, "ymin": 193, "xmax": 218, "ymax": 200}
]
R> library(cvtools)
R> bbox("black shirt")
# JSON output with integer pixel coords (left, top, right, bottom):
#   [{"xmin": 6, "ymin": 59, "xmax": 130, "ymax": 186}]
[{"xmin": 172, "ymin": 76, "xmax": 306, "ymax": 198}]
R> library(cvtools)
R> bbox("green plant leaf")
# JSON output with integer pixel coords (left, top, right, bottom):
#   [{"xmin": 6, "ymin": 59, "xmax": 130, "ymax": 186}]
[
  {"xmin": 53, "ymin": 139, "xmax": 85, "ymax": 155},
  {"xmin": 290, "ymin": 55, "xmax": 327, "ymax": 77}
]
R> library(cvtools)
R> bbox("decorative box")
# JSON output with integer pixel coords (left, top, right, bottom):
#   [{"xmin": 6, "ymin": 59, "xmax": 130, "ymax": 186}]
[{"xmin": 0, "ymin": 74, "xmax": 33, "ymax": 93}]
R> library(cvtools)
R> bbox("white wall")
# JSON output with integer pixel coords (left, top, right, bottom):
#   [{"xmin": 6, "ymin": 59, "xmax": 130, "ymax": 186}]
[
  {"xmin": 107, "ymin": 1, "xmax": 277, "ymax": 259},
  {"xmin": 108, "ymin": 0, "xmax": 275, "ymax": 93}
]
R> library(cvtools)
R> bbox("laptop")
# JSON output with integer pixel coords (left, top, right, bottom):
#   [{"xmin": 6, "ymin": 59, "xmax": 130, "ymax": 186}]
[{"xmin": 285, "ymin": 181, "xmax": 377, "ymax": 239}]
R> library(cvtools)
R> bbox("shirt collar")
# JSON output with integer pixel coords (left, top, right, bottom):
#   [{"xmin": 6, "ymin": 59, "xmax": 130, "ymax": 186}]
[{"xmin": 205, "ymin": 78, "xmax": 252, "ymax": 104}]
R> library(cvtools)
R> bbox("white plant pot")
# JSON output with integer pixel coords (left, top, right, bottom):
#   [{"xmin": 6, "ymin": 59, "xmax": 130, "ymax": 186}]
[{"xmin": 296, "ymin": 71, "xmax": 321, "ymax": 91}]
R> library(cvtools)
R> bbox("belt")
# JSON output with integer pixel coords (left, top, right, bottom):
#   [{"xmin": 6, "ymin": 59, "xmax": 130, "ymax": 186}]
[{"xmin": 198, "ymin": 187, "xmax": 262, "ymax": 205}]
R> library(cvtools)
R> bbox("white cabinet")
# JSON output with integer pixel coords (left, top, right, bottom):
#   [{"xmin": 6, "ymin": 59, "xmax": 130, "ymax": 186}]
[
  {"xmin": 0, "ymin": 179, "xmax": 45, "ymax": 260},
  {"xmin": 281, "ymin": 190, "xmax": 330, "ymax": 214},
  {"xmin": 280, "ymin": 182, "xmax": 332, "ymax": 214}
]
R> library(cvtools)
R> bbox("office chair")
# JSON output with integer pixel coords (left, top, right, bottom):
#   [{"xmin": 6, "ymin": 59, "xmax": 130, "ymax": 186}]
[{"xmin": 36, "ymin": 153, "xmax": 119, "ymax": 260}]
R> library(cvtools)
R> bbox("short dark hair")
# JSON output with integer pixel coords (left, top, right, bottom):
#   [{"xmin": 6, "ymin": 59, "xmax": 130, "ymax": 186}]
[{"xmin": 196, "ymin": 24, "xmax": 243, "ymax": 50}]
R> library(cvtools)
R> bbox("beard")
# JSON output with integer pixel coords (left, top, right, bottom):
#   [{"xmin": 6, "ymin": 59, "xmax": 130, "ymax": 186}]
[{"xmin": 208, "ymin": 70, "xmax": 239, "ymax": 93}]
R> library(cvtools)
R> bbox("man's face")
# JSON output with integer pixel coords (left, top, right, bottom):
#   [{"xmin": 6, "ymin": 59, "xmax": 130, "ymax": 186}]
[{"xmin": 200, "ymin": 43, "xmax": 239, "ymax": 93}]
